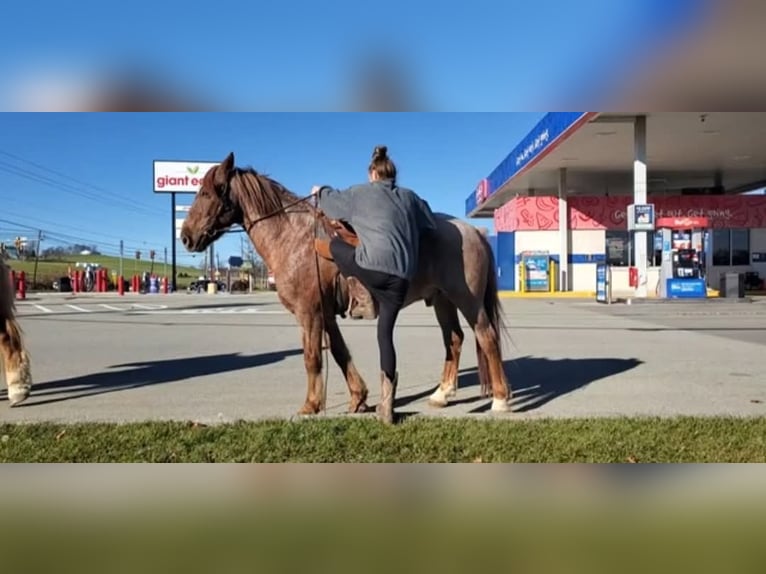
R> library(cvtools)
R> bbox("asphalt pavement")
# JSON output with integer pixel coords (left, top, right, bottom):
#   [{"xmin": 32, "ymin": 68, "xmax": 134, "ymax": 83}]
[{"xmin": 3, "ymin": 291, "xmax": 765, "ymax": 424}]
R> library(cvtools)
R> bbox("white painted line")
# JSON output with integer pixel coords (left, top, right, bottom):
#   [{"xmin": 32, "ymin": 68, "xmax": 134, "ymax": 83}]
[
  {"xmin": 100, "ymin": 304, "xmax": 123, "ymax": 311},
  {"xmin": 34, "ymin": 304, "xmax": 53, "ymax": 313},
  {"xmin": 132, "ymin": 304, "xmax": 167, "ymax": 310},
  {"xmin": 67, "ymin": 305, "xmax": 92, "ymax": 313},
  {"xmin": 127, "ymin": 308, "xmax": 290, "ymax": 316}
]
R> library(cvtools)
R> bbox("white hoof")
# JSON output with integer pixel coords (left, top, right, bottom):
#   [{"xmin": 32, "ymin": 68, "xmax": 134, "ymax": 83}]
[
  {"xmin": 428, "ymin": 387, "xmax": 452, "ymax": 408},
  {"xmin": 7, "ymin": 385, "xmax": 31, "ymax": 407},
  {"xmin": 491, "ymin": 398, "xmax": 512, "ymax": 413}
]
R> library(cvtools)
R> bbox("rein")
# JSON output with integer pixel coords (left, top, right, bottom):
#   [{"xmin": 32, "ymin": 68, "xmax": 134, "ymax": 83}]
[{"xmin": 231, "ymin": 192, "xmax": 316, "ymax": 235}]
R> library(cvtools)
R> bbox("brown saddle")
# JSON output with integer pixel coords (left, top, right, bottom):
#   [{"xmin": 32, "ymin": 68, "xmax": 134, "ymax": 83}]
[{"xmin": 314, "ymin": 211, "xmax": 359, "ymax": 261}]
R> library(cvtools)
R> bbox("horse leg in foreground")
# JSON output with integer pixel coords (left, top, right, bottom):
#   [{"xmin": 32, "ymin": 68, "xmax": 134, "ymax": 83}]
[
  {"xmin": 296, "ymin": 303, "xmax": 370, "ymax": 416},
  {"xmin": 297, "ymin": 310, "xmax": 327, "ymax": 415},
  {"xmin": 428, "ymin": 293, "xmax": 465, "ymax": 408},
  {"xmin": 1, "ymin": 266, "xmax": 32, "ymax": 407}
]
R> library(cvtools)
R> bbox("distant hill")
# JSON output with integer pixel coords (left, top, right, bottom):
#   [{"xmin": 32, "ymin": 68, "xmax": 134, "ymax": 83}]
[{"xmin": 6, "ymin": 254, "xmax": 203, "ymax": 290}]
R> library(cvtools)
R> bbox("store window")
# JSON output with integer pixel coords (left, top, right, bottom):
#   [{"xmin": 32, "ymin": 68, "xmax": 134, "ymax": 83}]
[
  {"xmin": 605, "ymin": 231, "xmax": 661, "ymax": 267},
  {"xmin": 712, "ymin": 229, "xmax": 750, "ymax": 266}
]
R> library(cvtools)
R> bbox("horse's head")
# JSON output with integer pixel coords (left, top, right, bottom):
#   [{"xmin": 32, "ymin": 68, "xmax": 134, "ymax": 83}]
[{"xmin": 181, "ymin": 152, "xmax": 242, "ymax": 252}]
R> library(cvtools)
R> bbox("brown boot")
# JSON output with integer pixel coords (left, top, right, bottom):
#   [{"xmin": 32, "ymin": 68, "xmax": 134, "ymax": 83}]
[
  {"xmin": 346, "ymin": 276, "xmax": 378, "ymax": 320},
  {"xmin": 376, "ymin": 371, "xmax": 398, "ymax": 425}
]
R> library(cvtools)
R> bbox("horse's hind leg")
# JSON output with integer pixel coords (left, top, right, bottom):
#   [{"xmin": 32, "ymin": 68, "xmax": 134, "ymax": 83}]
[
  {"xmin": 428, "ymin": 293, "xmax": 464, "ymax": 408},
  {"xmin": 323, "ymin": 313, "xmax": 370, "ymax": 413},
  {"xmin": 1, "ymin": 317, "xmax": 32, "ymax": 407},
  {"xmin": 473, "ymin": 308, "xmax": 511, "ymax": 413},
  {"xmin": 451, "ymin": 291, "xmax": 510, "ymax": 413}
]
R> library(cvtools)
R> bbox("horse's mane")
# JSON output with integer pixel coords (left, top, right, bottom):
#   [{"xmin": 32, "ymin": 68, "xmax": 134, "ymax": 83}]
[{"xmin": 231, "ymin": 167, "xmax": 305, "ymax": 221}]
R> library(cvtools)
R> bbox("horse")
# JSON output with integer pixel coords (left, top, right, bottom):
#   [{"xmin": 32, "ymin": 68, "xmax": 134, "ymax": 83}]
[
  {"xmin": 180, "ymin": 152, "xmax": 512, "ymax": 421},
  {"xmin": 0, "ymin": 260, "xmax": 32, "ymax": 407}
]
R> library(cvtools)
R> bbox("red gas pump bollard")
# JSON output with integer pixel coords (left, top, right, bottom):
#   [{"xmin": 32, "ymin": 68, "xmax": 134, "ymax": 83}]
[
  {"xmin": 17, "ymin": 271, "xmax": 26, "ymax": 300},
  {"xmin": 118, "ymin": 275, "xmax": 125, "ymax": 296}
]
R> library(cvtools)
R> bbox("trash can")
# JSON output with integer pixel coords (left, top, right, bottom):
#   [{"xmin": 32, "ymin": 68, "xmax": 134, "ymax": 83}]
[
  {"xmin": 57, "ymin": 276, "xmax": 72, "ymax": 292},
  {"xmin": 720, "ymin": 272, "xmax": 745, "ymax": 298}
]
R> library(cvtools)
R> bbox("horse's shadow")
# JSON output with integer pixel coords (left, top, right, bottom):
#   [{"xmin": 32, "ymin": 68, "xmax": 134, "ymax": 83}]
[
  {"xmin": 5, "ymin": 349, "xmax": 304, "ymax": 407},
  {"xmin": 396, "ymin": 356, "xmax": 643, "ymax": 413}
]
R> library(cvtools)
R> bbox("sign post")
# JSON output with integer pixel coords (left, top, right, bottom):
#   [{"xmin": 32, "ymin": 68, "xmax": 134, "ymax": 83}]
[{"xmin": 153, "ymin": 160, "xmax": 219, "ymax": 294}]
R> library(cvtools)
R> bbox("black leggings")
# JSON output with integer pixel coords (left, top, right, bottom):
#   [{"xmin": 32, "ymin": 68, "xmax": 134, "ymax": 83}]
[{"xmin": 330, "ymin": 238, "xmax": 409, "ymax": 380}]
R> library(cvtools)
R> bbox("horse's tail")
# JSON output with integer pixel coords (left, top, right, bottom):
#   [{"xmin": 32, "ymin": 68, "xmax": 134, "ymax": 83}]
[
  {"xmin": 470, "ymin": 231, "xmax": 507, "ymax": 397},
  {"xmin": 481, "ymin": 232, "xmax": 507, "ymax": 351},
  {"xmin": 0, "ymin": 261, "xmax": 24, "ymax": 354}
]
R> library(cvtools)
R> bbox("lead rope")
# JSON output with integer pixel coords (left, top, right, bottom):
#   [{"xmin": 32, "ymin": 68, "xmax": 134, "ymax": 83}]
[{"xmin": 312, "ymin": 194, "xmax": 330, "ymax": 414}]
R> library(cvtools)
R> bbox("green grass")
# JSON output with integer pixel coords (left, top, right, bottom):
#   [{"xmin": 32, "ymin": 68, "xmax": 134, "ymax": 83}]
[
  {"xmin": 1, "ymin": 416, "xmax": 765, "ymax": 462},
  {"xmin": 6, "ymin": 255, "xmax": 201, "ymax": 289}
]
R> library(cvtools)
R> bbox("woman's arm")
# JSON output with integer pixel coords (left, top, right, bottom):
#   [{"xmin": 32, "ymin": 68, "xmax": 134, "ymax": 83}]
[
  {"xmin": 314, "ymin": 185, "xmax": 354, "ymax": 221},
  {"xmin": 416, "ymin": 197, "xmax": 438, "ymax": 232}
]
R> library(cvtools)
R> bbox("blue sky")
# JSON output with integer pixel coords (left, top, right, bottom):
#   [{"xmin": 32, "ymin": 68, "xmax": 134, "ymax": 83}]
[{"xmin": 0, "ymin": 113, "xmax": 544, "ymax": 267}]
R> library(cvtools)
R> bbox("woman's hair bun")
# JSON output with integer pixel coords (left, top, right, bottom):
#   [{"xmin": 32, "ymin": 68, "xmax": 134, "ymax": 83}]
[{"xmin": 372, "ymin": 145, "xmax": 388, "ymax": 161}]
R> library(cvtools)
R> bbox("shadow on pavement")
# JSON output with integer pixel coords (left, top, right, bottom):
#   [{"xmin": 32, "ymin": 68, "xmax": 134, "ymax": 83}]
[
  {"xmin": 7, "ymin": 349, "xmax": 304, "ymax": 407},
  {"xmin": 396, "ymin": 356, "xmax": 643, "ymax": 414}
]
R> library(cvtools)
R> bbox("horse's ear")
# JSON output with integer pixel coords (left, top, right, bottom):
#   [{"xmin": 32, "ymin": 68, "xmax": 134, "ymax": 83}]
[{"xmin": 214, "ymin": 152, "xmax": 235, "ymax": 188}]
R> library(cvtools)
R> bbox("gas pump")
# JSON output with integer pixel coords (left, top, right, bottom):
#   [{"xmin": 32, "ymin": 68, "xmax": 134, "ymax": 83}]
[{"xmin": 657, "ymin": 216, "xmax": 709, "ymax": 299}]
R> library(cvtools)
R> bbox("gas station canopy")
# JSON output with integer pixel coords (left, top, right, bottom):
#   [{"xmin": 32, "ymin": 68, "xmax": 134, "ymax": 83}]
[{"xmin": 466, "ymin": 112, "xmax": 766, "ymax": 219}]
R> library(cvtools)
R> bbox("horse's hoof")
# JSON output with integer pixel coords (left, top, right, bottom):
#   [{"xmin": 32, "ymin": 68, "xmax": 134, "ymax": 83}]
[
  {"xmin": 427, "ymin": 388, "xmax": 451, "ymax": 408},
  {"xmin": 347, "ymin": 400, "xmax": 368, "ymax": 414},
  {"xmin": 298, "ymin": 403, "xmax": 321, "ymax": 416},
  {"xmin": 490, "ymin": 398, "xmax": 512, "ymax": 413},
  {"xmin": 7, "ymin": 387, "xmax": 30, "ymax": 408}
]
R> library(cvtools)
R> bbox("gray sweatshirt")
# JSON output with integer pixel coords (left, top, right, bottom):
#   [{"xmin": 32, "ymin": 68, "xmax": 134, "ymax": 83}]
[{"xmin": 317, "ymin": 179, "xmax": 438, "ymax": 280}]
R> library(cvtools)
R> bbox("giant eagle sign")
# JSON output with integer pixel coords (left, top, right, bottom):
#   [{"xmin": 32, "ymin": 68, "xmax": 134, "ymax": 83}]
[
  {"xmin": 153, "ymin": 160, "xmax": 219, "ymax": 193},
  {"xmin": 153, "ymin": 159, "xmax": 219, "ymax": 293}
]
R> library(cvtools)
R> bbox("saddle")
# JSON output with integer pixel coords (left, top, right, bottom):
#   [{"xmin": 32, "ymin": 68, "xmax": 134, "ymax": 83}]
[
  {"xmin": 313, "ymin": 212, "xmax": 377, "ymax": 321},
  {"xmin": 314, "ymin": 211, "xmax": 359, "ymax": 261}
]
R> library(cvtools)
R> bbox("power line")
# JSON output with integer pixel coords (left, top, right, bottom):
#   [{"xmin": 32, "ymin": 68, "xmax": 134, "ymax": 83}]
[
  {"xmin": 0, "ymin": 218, "xmax": 165, "ymax": 255},
  {"xmin": 0, "ymin": 149, "xmax": 164, "ymax": 216},
  {"xmin": 0, "ymin": 208, "xmax": 165, "ymax": 250},
  {"xmin": 0, "ymin": 158, "xmax": 163, "ymax": 218}
]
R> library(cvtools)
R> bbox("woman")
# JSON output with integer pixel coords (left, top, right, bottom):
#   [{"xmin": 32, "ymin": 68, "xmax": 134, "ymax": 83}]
[{"xmin": 312, "ymin": 145, "xmax": 437, "ymax": 424}]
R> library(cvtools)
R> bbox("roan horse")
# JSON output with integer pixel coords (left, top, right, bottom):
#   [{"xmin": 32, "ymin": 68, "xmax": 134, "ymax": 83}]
[
  {"xmin": 0, "ymin": 260, "xmax": 32, "ymax": 407},
  {"xmin": 180, "ymin": 153, "xmax": 512, "ymax": 421}
]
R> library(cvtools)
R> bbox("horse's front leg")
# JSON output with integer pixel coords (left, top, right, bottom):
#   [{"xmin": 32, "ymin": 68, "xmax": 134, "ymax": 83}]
[{"xmin": 297, "ymin": 310, "xmax": 326, "ymax": 415}]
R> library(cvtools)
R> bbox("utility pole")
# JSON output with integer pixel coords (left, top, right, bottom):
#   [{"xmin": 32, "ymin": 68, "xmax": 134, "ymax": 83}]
[
  {"xmin": 32, "ymin": 229, "xmax": 43, "ymax": 289},
  {"xmin": 209, "ymin": 242, "xmax": 215, "ymax": 280},
  {"xmin": 119, "ymin": 240, "xmax": 124, "ymax": 280},
  {"xmin": 164, "ymin": 246, "xmax": 168, "ymax": 282}
]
